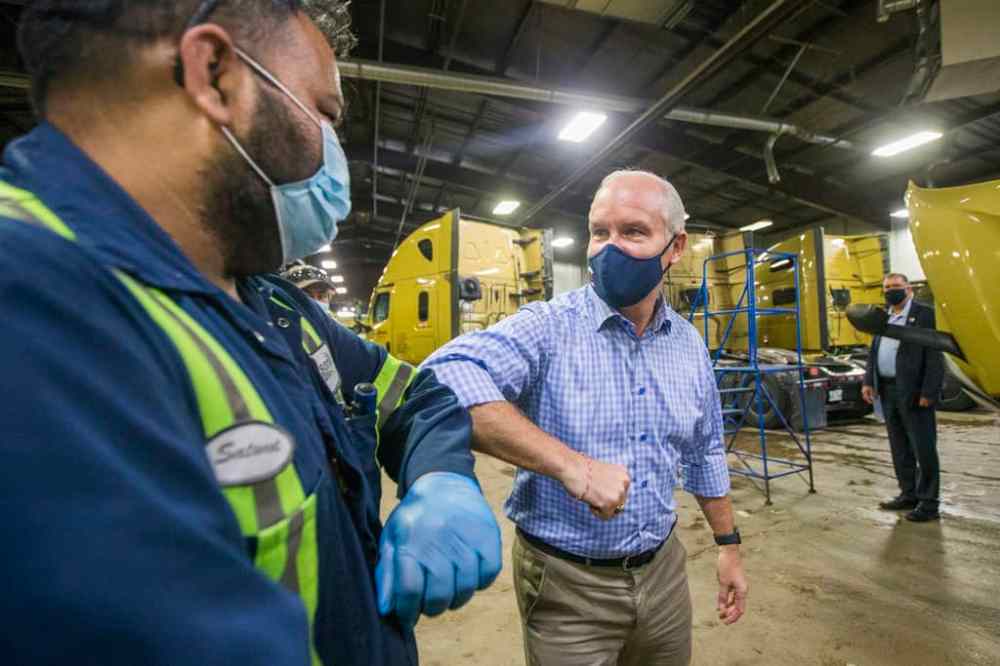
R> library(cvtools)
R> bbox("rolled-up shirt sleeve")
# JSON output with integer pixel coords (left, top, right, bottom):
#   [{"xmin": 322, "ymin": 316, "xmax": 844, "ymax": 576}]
[
  {"xmin": 681, "ymin": 346, "xmax": 731, "ymax": 497},
  {"xmin": 421, "ymin": 305, "xmax": 550, "ymax": 409}
]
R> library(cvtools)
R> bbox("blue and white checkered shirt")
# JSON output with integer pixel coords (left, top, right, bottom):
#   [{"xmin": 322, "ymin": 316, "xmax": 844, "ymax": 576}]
[{"xmin": 422, "ymin": 284, "xmax": 730, "ymax": 559}]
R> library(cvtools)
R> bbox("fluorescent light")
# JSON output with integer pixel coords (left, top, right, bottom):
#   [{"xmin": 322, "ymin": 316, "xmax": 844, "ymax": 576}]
[
  {"xmin": 335, "ymin": 287, "xmax": 348, "ymax": 295},
  {"xmin": 493, "ymin": 200, "xmax": 521, "ymax": 215},
  {"xmin": 551, "ymin": 236, "xmax": 574, "ymax": 248},
  {"xmin": 317, "ymin": 244, "xmax": 332, "ymax": 253},
  {"xmin": 321, "ymin": 259, "xmax": 338, "ymax": 269},
  {"xmin": 337, "ymin": 308, "xmax": 354, "ymax": 317},
  {"xmin": 872, "ymin": 131, "xmax": 942, "ymax": 157},
  {"xmin": 890, "ymin": 208, "xmax": 909, "ymax": 219},
  {"xmin": 740, "ymin": 219, "xmax": 773, "ymax": 232},
  {"xmin": 558, "ymin": 111, "xmax": 607, "ymax": 143},
  {"xmin": 329, "ymin": 275, "xmax": 345, "ymax": 283},
  {"xmin": 770, "ymin": 258, "xmax": 793, "ymax": 270}
]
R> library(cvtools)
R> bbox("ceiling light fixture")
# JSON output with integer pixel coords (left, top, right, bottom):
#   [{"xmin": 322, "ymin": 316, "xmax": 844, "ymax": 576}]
[
  {"xmin": 739, "ymin": 219, "xmax": 773, "ymax": 232},
  {"xmin": 330, "ymin": 275, "xmax": 345, "ymax": 283},
  {"xmin": 558, "ymin": 111, "xmax": 607, "ymax": 143},
  {"xmin": 493, "ymin": 200, "xmax": 521, "ymax": 215},
  {"xmin": 872, "ymin": 131, "xmax": 943, "ymax": 157},
  {"xmin": 551, "ymin": 236, "xmax": 574, "ymax": 248},
  {"xmin": 321, "ymin": 259, "xmax": 337, "ymax": 269},
  {"xmin": 317, "ymin": 244, "xmax": 332, "ymax": 253},
  {"xmin": 335, "ymin": 287, "xmax": 348, "ymax": 295}
]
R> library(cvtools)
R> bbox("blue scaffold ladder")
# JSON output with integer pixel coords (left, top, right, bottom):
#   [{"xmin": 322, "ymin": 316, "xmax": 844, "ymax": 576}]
[{"xmin": 691, "ymin": 247, "xmax": 816, "ymax": 504}]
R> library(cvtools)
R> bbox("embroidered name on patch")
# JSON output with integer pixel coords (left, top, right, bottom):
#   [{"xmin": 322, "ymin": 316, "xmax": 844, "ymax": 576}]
[{"xmin": 206, "ymin": 422, "xmax": 295, "ymax": 486}]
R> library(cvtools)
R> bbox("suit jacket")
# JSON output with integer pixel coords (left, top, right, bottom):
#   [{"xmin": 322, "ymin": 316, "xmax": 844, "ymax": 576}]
[{"xmin": 864, "ymin": 300, "xmax": 945, "ymax": 404}]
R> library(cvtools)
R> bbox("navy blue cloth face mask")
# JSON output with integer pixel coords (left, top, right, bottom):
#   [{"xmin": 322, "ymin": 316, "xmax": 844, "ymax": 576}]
[{"xmin": 589, "ymin": 235, "xmax": 677, "ymax": 309}]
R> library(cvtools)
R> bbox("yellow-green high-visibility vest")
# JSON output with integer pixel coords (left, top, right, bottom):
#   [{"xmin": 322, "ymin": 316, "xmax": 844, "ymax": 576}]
[
  {"xmin": 0, "ymin": 181, "xmax": 322, "ymax": 664},
  {"xmin": 269, "ymin": 293, "xmax": 417, "ymax": 445}
]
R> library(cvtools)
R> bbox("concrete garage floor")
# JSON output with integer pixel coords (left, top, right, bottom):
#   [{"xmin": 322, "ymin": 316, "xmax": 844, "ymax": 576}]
[{"xmin": 382, "ymin": 410, "xmax": 1000, "ymax": 666}]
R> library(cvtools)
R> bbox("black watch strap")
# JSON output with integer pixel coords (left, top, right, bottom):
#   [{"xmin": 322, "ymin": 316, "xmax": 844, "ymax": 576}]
[{"xmin": 714, "ymin": 527, "xmax": 741, "ymax": 546}]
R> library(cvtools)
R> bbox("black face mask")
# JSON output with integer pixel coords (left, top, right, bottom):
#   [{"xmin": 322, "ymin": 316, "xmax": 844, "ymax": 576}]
[{"xmin": 885, "ymin": 288, "xmax": 907, "ymax": 306}]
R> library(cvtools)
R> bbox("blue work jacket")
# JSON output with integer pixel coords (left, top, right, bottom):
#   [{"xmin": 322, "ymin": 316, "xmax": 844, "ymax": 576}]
[{"xmin": 0, "ymin": 123, "xmax": 475, "ymax": 665}]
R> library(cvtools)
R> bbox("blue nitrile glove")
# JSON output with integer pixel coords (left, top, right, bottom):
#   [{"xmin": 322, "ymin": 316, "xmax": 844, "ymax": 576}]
[{"xmin": 376, "ymin": 472, "xmax": 502, "ymax": 628}]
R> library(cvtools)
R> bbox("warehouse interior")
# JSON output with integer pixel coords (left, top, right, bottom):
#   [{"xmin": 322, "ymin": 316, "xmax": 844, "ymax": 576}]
[{"xmin": 1, "ymin": 1, "xmax": 998, "ymax": 665}]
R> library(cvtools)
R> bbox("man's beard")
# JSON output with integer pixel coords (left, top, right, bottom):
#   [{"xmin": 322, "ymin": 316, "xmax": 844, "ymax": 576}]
[{"xmin": 203, "ymin": 85, "xmax": 323, "ymax": 277}]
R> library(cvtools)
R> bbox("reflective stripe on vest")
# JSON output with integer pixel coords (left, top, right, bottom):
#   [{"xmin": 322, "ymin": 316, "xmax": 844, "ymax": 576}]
[
  {"xmin": 271, "ymin": 296, "xmax": 323, "ymax": 354},
  {"xmin": 270, "ymin": 293, "xmax": 417, "ymax": 431},
  {"xmin": 1, "ymin": 183, "xmax": 322, "ymax": 665},
  {"xmin": 373, "ymin": 354, "xmax": 416, "ymax": 434}
]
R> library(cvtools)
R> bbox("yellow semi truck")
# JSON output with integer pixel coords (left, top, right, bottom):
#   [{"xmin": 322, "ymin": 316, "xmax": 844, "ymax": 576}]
[
  {"xmin": 364, "ymin": 209, "xmax": 552, "ymax": 365},
  {"xmin": 904, "ymin": 178, "xmax": 1000, "ymax": 410},
  {"xmin": 666, "ymin": 228, "xmax": 885, "ymax": 426}
]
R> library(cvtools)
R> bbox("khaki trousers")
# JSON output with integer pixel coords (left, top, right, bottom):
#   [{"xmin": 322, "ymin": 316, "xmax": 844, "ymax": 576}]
[{"xmin": 513, "ymin": 530, "xmax": 692, "ymax": 666}]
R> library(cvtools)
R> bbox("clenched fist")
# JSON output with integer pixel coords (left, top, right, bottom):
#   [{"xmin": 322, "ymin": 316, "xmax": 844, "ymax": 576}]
[{"xmin": 560, "ymin": 453, "xmax": 631, "ymax": 520}]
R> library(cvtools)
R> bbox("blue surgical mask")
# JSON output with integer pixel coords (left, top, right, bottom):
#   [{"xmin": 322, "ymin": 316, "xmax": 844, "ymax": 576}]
[
  {"xmin": 589, "ymin": 235, "xmax": 677, "ymax": 309},
  {"xmin": 220, "ymin": 48, "xmax": 352, "ymax": 264}
]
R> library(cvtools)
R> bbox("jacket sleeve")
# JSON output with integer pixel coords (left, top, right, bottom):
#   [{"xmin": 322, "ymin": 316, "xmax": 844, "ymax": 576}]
[
  {"xmin": 919, "ymin": 305, "xmax": 945, "ymax": 400},
  {"xmin": 0, "ymin": 223, "xmax": 311, "ymax": 665},
  {"xmin": 865, "ymin": 336, "xmax": 877, "ymax": 387},
  {"xmin": 314, "ymin": 314, "xmax": 475, "ymax": 496}
]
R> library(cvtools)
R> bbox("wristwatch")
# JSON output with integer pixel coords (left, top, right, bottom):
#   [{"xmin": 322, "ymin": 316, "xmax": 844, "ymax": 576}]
[{"xmin": 714, "ymin": 528, "xmax": 741, "ymax": 546}]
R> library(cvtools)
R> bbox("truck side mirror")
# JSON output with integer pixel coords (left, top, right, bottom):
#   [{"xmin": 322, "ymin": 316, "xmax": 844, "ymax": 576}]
[
  {"xmin": 459, "ymin": 276, "xmax": 483, "ymax": 301},
  {"xmin": 830, "ymin": 288, "xmax": 851, "ymax": 310}
]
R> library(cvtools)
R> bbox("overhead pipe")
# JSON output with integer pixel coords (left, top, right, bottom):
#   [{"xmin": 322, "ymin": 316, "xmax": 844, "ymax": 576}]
[
  {"xmin": 876, "ymin": 0, "xmax": 919, "ymax": 23},
  {"xmin": 516, "ymin": 0, "xmax": 818, "ymax": 224},
  {"xmin": 764, "ymin": 132, "xmax": 784, "ymax": 184},
  {"xmin": 340, "ymin": 59, "xmax": 854, "ymax": 152}
]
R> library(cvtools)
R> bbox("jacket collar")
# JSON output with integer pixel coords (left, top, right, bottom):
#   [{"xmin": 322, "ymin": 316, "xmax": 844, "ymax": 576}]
[
  {"xmin": 889, "ymin": 296, "xmax": 914, "ymax": 324},
  {"xmin": 2, "ymin": 122, "xmax": 219, "ymax": 295}
]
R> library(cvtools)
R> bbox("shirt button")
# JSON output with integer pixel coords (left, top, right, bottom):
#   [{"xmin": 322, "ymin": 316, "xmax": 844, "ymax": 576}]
[
  {"xmin": 639, "ymin": 433, "xmax": 647, "ymax": 442},
  {"xmin": 642, "ymin": 480, "xmax": 648, "ymax": 488},
  {"xmin": 638, "ymin": 387, "xmax": 646, "ymax": 395},
  {"xmin": 276, "ymin": 317, "xmax": 291, "ymax": 329}
]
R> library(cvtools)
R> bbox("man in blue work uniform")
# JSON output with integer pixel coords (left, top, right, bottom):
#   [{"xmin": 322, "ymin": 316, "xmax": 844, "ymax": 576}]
[{"xmin": 0, "ymin": 2, "xmax": 501, "ymax": 664}]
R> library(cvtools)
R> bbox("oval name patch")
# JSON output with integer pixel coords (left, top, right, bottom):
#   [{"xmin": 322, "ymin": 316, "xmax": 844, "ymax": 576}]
[{"xmin": 206, "ymin": 421, "xmax": 295, "ymax": 487}]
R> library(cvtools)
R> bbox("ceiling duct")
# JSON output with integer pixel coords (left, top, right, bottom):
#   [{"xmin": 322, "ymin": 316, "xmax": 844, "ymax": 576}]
[
  {"xmin": 339, "ymin": 59, "xmax": 855, "ymax": 152},
  {"xmin": 923, "ymin": 0, "xmax": 1000, "ymax": 102},
  {"xmin": 537, "ymin": 0, "xmax": 694, "ymax": 28}
]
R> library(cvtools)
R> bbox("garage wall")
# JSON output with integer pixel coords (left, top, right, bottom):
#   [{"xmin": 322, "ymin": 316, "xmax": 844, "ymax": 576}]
[
  {"xmin": 553, "ymin": 258, "xmax": 588, "ymax": 295},
  {"xmin": 888, "ymin": 217, "xmax": 927, "ymax": 281}
]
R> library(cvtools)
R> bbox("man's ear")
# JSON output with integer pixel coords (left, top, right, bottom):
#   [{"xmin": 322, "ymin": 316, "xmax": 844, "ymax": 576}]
[
  {"xmin": 177, "ymin": 24, "xmax": 249, "ymax": 126},
  {"xmin": 666, "ymin": 231, "xmax": 688, "ymax": 266}
]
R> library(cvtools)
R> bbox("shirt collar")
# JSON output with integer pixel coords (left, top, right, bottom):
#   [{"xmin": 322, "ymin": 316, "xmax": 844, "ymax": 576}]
[
  {"xmin": 889, "ymin": 296, "xmax": 913, "ymax": 322},
  {"xmin": 2, "ymin": 123, "xmax": 218, "ymax": 295},
  {"xmin": 585, "ymin": 283, "xmax": 673, "ymax": 336}
]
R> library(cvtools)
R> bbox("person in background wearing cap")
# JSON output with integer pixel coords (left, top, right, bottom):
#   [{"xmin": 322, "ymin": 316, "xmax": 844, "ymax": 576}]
[
  {"xmin": 284, "ymin": 262, "xmax": 335, "ymax": 311},
  {"xmin": 0, "ymin": 2, "xmax": 501, "ymax": 664}
]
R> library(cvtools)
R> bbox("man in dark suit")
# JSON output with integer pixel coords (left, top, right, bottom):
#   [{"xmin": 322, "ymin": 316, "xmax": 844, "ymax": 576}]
[{"xmin": 862, "ymin": 273, "xmax": 945, "ymax": 522}]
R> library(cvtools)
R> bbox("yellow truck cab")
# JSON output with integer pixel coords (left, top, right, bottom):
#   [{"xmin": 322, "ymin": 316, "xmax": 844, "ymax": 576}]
[
  {"xmin": 906, "ymin": 178, "xmax": 1000, "ymax": 409},
  {"xmin": 365, "ymin": 209, "xmax": 552, "ymax": 365},
  {"xmin": 667, "ymin": 228, "xmax": 886, "ymax": 426}
]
